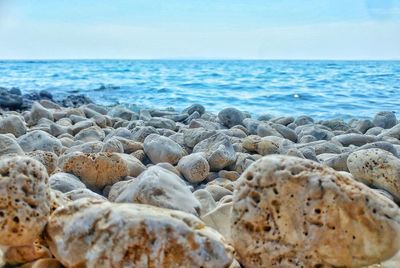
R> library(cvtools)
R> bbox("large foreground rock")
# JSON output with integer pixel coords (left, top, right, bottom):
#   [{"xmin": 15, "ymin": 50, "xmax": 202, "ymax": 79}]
[
  {"xmin": 231, "ymin": 155, "xmax": 400, "ymax": 268},
  {"xmin": 347, "ymin": 148, "xmax": 400, "ymax": 202},
  {"xmin": 45, "ymin": 199, "xmax": 233, "ymax": 268},
  {"xmin": 0, "ymin": 156, "xmax": 51, "ymax": 246}
]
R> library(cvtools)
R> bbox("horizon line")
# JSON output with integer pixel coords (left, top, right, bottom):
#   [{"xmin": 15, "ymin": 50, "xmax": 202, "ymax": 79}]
[{"xmin": 1, "ymin": 58, "xmax": 400, "ymax": 61}]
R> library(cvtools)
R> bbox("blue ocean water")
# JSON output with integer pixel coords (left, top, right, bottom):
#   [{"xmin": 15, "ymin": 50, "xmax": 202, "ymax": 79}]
[{"xmin": 0, "ymin": 60, "xmax": 399, "ymax": 120}]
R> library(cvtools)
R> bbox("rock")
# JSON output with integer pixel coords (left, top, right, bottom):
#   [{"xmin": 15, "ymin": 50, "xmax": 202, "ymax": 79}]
[
  {"xmin": 17, "ymin": 130, "xmax": 63, "ymax": 155},
  {"xmin": 108, "ymin": 107, "xmax": 137, "ymax": 121},
  {"xmin": 0, "ymin": 134, "xmax": 24, "ymax": 156},
  {"xmin": 115, "ymin": 166, "xmax": 200, "ymax": 215},
  {"xmin": 272, "ymin": 116, "xmax": 294, "ymax": 126},
  {"xmin": 193, "ymin": 134, "xmax": 236, "ymax": 171},
  {"xmin": 319, "ymin": 152, "xmax": 350, "ymax": 172},
  {"xmin": 49, "ymin": 172, "xmax": 86, "ymax": 193},
  {"xmin": 26, "ymin": 151, "xmax": 58, "ymax": 175},
  {"xmin": 45, "ymin": 199, "xmax": 233, "ymax": 268},
  {"xmin": 0, "ymin": 87, "xmax": 23, "ymax": 109},
  {"xmin": 352, "ymin": 119, "xmax": 375, "ymax": 133},
  {"xmin": 202, "ymin": 202, "xmax": 232, "ymax": 242},
  {"xmin": 296, "ymin": 124, "xmax": 334, "ymax": 141},
  {"xmin": 182, "ymin": 103, "xmax": 206, "ymax": 115},
  {"xmin": 218, "ymin": 108, "xmax": 245, "ymax": 128},
  {"xmin": 229, "ymin": 152, "xmax": 255, "ymax": 173},
  {"xmin": 0, "ymin": 115, "xmax": 27, "ymax": 137},
  {"xmin": 321, "ymin": 119, "xmax": 351, "ymax": 131},
  {"xmin": 40, "ymin": 99, "xmax": 62, "ymax": 110},
  {"xmin": 64, "ymin": 141, "xmax": 104, "ymax": 154},
  {"xmin": 29, "ymin": 102, "xmax": 53, "ymax": 125},
  {"xmin": 144, "ymin": 134, "xmax": 186, "ymax": 165},
  {"xmin": 358, "ymin": 141, "xmax": 398, "ymax": 157},
  {"xmin": 242, "ymin": 135, "xmax": 279, "ymax": 156},
  {"xmin": 61, "ymin": 94, "xmax": 93, "ymax": 108},
  {"xmin": 378, "ymin": 124, "xmax": 400, "ymax": 140},
  {"xmin": 205, "ymin": 185, "xmax": 232, "ymax": 202},
  {"xmin": 332, "ymin": 133, "xmax": 378, "ymax": 147},
  {"xmin": 257, "ymin": 122, "xmax": 283, "ymax": 137},
  {"xmin": 74, "ymin": 126, "xmax": 105, "ymax": 142},
  {"xmin": 18, "ymin": 258, "xmax": 63, "ymax": 268},
  {"xmin": 347, "ymin": 148, "xmax": 400, "ymax": 202},
  {"xmin": 0, "ymin": 156, "xmax": 51, "ymax": 247},
  {"xmin": 146, "ymin": 117, "xmax": 176, "ymax": 130},
  {"xmin": 101, "ymin": 137, "xmax": 124, "ymax": 153},
  {"xmin": 183, "ymin": 127, "xmax": 217, "ymax": 148},
  {"xmin": 294, "ymin": 115, "xmax": 314, "ymax": 126},
  {"xmin": 59, "ymin": 152, "xmax": 145, "ymax": 189},
  {"xmin": 231, "ymin": 155, "xmax": 400, "ymax": 267},
  {"xmin": 3, "ymin": 239, "xmax": 52, "ymax": 266},
  {"xmin": 374, "ymin": 111, "xmax": 397, "ymax": 129},
  {"xmin": 194, "ymin": 189, "xmax": 217, "ymax": 216},
  {"xmin": 64, "ymin": 189, "xmax": 107, "ymax": 201},
  {"xmin": 131, "ymin": 126, "xmax": 158, "ymax": 142},
  {"xmin": 177, "ymin": 153, "xmax": 210, "ymax": 184}
]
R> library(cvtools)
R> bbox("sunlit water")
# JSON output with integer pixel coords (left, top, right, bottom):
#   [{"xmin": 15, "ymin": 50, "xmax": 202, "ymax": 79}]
[{"xmin": 1, "ymin": 60, "xmax": 399, "ymax": 120}]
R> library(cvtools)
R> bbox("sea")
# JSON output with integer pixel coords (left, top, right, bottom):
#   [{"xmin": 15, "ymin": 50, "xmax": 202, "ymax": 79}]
[{"xmin": 0, "ymin": 60, "xmax": 399, "ymax": 120}]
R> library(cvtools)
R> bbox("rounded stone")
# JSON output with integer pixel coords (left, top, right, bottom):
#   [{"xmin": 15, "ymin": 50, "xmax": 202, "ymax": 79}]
[
  {"xmin": 347, "ymin": 148, "xmax": 400, "ymax": 202},
  {"xmin": 115, "ymin": 165, "xmax": 200, "ymax": 215},
  {"xmin": 49, "ymin": 172, "xmax": 86, "ymax": 193},
  {"xmin": 177, "ymin": 153, "xmax": 210, "ymax": 183},
  {"xmin": 17, "ymin": 130, "xmax": 63, "ymax": 155},
  {"xmin": 231, "ymin": 155, "xmax": 400, "ymax": 267},
  {"xmin": 143, "ymin": 134, "xmax": 186, "ymax": 165},
  {"xmin": 373, "ymin": 111, "xmax": 397, "ymax": 129},
  {"xmin": 218, "ymin": 108, "xmax": 245, "ymax": 128},
  {"xmin": 59, "ymin": 152, "xmax": 145, "ymax": 189},
  {"xmin": 0, "ymin": 115, "xmax": 27, "ymax": 137}
]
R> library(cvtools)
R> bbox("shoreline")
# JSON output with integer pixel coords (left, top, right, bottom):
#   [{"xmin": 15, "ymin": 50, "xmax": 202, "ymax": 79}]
[{"xmin": 1, "ymin": 92, "xmax": 400, "ymax": 266}]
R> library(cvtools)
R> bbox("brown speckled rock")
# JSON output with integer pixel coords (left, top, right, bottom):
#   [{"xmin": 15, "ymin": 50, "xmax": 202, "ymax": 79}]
[
  {"xmin": 26, "ymin": 150, "xmax": 58, "ymax": 175},
  {"xmin": 347, "ymin": 148, "xmax": 400, "ymax": 202},
  {"xmin": 3, "ymin": 239, "xmax": 51, "ymax": 266},
  {"xmin": 0, "ymin": 156, "xmax": 51, "ymax": 247},
  {"xmin": 231, "ymin": 155, "xmax": 400, "ymax": 268},
  {"xmin": 45, "ymin": 199, "xmax": 234, "ymax": 268},
  {"xmin": 59, "ymin": 152, "xmax": 145, "ymax": 189}
]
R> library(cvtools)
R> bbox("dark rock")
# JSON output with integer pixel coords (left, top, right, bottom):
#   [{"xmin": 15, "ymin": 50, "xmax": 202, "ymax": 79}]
[
  {"xmin": 61, "ymin": 94, "xmax": 93, "ymax": 108},
  {"xmin": 0, "ymin": 87, "xmax": 23, "ymax": 110}
]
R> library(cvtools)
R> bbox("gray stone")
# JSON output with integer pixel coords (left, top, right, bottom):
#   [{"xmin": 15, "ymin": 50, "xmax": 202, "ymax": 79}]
[
  {"xmin": 218, "ymin": 108, "xmax": 245, "ymax": 128},
  {"xmin": 17, "ymin": 130, "xmax": 62, "ymax": 155},
  {"xmin": 49, "ymin": 172, "xmax": 87, "ymax": 193},
  {"xmin": 115, "ymin": 165, "xmax": 201, "ymax": 215},
  {"xmin": 0, "ymin": 115, "xmax": 26, "ymax": 137},
  {"xmin": 177, "ymin": 153, "xmax": 210, "ymax": 184},
  {"xmin": 144, "ymin": 134, "xmax": 186, "ymax": 165},
  {"xmin": 373, "ymin": 111, "xmax": 397, "ymax": 129},
  {"xmin": 193, "ymin": 134, "xmax": 236, "ymax": 171}
]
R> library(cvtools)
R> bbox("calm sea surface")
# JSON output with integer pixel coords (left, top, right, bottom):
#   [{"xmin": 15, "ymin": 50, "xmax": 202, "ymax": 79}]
[{"xmin": 0, "ymin": 60, "xmax": 399, "ymax": 120}]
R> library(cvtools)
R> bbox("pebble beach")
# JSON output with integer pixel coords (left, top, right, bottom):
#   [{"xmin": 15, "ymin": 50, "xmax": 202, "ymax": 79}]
[{"xmin": 1, "ymin": 87, "xmax": 400, "ymax": 267}]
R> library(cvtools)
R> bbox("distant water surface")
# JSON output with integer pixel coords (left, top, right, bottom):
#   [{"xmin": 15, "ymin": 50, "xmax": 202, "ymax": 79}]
[{"xmin": 0, "ymin": 60, "xmax": 399, "ymax": 120}]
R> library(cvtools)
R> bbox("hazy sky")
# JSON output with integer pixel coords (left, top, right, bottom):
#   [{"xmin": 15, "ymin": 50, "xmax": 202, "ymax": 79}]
[{"xmin": 0, "ymin": 0, "xmax": 399, "ymax": 59}]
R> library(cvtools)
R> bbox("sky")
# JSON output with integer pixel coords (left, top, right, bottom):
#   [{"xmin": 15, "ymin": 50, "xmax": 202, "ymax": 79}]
[{"xmin": 0, "ymin": 0, "xmax": 399, "ymax": 60}]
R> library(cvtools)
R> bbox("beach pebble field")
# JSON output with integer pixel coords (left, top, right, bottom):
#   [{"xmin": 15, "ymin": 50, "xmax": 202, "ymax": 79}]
[{"xmin": 1, "ymin": 88, "xmax": 400, "ymax": 267}]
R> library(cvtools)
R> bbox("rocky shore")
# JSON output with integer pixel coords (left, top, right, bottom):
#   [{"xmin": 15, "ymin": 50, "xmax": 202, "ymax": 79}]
[{"xmin": 1, "ymin": 89, "xmax": 400, "ymax": 267}]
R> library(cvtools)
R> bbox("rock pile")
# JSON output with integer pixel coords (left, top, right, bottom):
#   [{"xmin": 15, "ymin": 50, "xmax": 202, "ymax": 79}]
[{"xmin": 1, "ymin": 101, "xmax": 400, "ymax": 267}]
